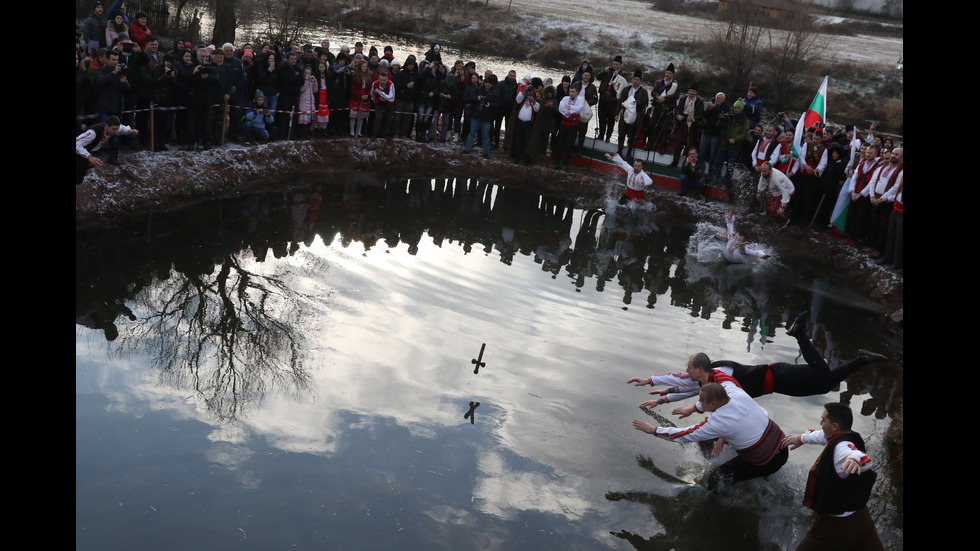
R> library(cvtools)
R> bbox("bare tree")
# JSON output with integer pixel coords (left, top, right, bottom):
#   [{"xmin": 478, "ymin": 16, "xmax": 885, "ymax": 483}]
[
  {"xmin": 765, "ymin": 4, "xmax": 827, "ymax": 105},
  {"xmin": 250, "ymin": 0, "xmax": 320, "ymax": 45},
  {"xmin": 709, "ymin": 0, "xmax": 770, "ymax": 95}
]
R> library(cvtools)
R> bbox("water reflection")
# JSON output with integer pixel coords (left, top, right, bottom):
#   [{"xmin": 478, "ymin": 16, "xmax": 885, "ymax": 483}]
[{"xmin": 76, "ymin": 177, "xmax": 901, "ymax": 550}]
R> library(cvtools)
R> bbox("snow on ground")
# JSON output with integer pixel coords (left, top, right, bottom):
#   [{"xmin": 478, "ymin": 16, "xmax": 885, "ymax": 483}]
[{"xmin": 506, "ymin": 0, "xmax": 902, "ymax": 68}]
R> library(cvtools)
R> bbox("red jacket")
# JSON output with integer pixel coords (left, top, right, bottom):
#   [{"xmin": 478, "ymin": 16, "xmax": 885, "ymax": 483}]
[{"xmin": 129, "ymin": 21, "xmax": 151, "ymax": 49}]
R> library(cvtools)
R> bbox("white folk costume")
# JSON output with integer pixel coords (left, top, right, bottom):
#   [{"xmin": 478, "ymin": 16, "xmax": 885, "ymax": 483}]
[
  {"xmin": 652, "ymin": 373, "xmax": 787, "ymax": 484},
  {"xmin": 758, "ymin": 167, "xmax": 795, "ymax": 206},
  {"xmin": 751, "ymin": 135, "xmax": 780, "ymax": 168},
  {"xmin": 609, "ymin": 153, "xmax": 653, "ymax": 203}
]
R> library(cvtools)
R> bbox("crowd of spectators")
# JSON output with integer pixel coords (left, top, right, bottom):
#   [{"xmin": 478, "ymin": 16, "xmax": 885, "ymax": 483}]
[{"xmin": 76, "ymin": 1, "xmax": 901, "ymax": 272}]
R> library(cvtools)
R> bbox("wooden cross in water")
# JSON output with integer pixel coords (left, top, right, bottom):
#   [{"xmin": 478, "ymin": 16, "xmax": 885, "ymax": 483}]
[{"xmin": 471, "ymin": 343, "xmax": 486, "ymax": 374}]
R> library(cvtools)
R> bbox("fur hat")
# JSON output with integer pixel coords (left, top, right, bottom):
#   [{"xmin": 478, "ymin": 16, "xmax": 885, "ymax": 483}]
[
  {"xmin": 633, "ymin": 68, "xmax": 642, "ymax": 79},
  {"xmin": 613, "ymin": 55, "xmax": 623, "ymax": 64},
  {"xmin": 666, "ymin": 62, "xmax": 675, "ymax": 73}
]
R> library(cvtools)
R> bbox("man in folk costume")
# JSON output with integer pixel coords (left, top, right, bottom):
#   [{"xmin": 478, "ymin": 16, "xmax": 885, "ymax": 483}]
[
  {"xmin": 632, "ymin": 374, "xmax": 789, "ymax": 491},
  {"xmin": 604, "ymin": 152, "xmax": 653, "ymax": 205},
  {"xmin": 553, "ymin": 82, "xmax": 585, "ymax": 171},
  {"xmin": 757, "ymin": 161, "xmax": 795, "ymax": 226},
  {"xmin": 781, "ymin": 403, "xmax": 884, "ymax": 551},
  {"xmin": 876, "ymin": 173, "xmax": 903, "ymax": 271},
  {"xmin": 370, "ymin": 70, "xmax": 395, "ymax": 140},
  {"xmin": 595, "ymin": 55, "xmax": 628, "ymax": 142},
  {"xmin": 643, "ymin": 62, "xmax": 681, "ymax": 153},
  {"xmin": 575, "ymin": 70, "xmax": 599, "ymax": 152},
  {"xmin": 773, "ymin": 129, "xmax": 799, "ymax": 177},
  {"xmin": 863, "ymin": 147, "xmax": 903, "ymax": 257},
  {"xmin": 509, "ymin": 74, "xmax": 540, "ymax": 165},
  {"xmin": 669, "ymin": 82, "xmax": 705, "ymax": 167},
  {"xmin": 845, "ymin": 145, "xmax": 881, "ymax": 245},
  {"xmin": 751, "ymin": 124, "xmax": 781, "ymax": 172},
  {"xmin": 76, "ymin": 115, "xmax": 139, "ymax": 185},
  {"xmin": 616, "ymin": 68, "xmax": 649, "ymax": 160},
  {"xmin": 793, "ymin": 129, "xmax": 829, "ymax": 226}
]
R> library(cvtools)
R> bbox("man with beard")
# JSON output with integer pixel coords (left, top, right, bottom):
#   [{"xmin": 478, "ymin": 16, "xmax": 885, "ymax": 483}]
[
  {"xmin": 604, "ymin": 151, "xmax": 653, "ymax": 204},
  {"xmin": 643, "ymin": 62, "xmax": 681, "ymax": 153},
  {"xmin": 845, "ymin": 145, "xmax": 881, "ymax": 244},
  {"xmin": 670, "ymin": 82, "xmax": 704, "ymax": 167},
  {"xmin": 616, "ymin": 69, "xmax": 649, "ymax": 160},
  {"xmin": 595, "ymin": 55, "xmax": 628, "ymax": 142},
  {"xmin": 751, "ymin": 124, "xmax": 780, "ymax": 171}
]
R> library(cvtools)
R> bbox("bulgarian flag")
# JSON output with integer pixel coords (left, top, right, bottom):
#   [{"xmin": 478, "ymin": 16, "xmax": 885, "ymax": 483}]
[
  {"xmin": 792, "ymin": 76, "xmax": 829, "ymax": 160},
  {"xmin": 803, "ymin": 76, "xmax": 828, "ymax": 131}
]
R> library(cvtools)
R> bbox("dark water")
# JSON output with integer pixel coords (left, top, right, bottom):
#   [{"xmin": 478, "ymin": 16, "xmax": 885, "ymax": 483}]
[{"xmin": 76, "ymin": 178, "xmax": 902, "ymax": 550}]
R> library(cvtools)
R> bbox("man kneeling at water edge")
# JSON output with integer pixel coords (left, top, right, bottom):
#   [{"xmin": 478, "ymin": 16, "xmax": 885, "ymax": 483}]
[{"xmin": 632, "ymin": 381, "xmax": 788, "ymax": 489}]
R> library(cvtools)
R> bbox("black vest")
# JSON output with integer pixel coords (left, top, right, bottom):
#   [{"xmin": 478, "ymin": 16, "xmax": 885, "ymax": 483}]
[{"xmin": 806, "ymin": 431, "xmax": 877, "ymax": 515}]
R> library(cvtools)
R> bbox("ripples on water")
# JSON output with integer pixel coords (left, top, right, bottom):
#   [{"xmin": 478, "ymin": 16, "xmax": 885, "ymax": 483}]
[{"xmin": 76, "ymin": 178, "xmax": 901, "ymax": 550}]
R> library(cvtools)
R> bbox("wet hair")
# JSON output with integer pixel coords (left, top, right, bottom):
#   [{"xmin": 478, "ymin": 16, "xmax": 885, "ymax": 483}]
[
  {"xmin": 105, "ymin": 115, "xmax": 121, "ymax": 127},
  {"xmin": 690, "ymin": 352, "xmax": 712, "ymax": 371},
  {"xmin": 824, "ymin": 402, "xmax": 853, "ymax": 430},
  {"xmin": 700, "ymin": 382, "xmax": 728, "ymax": 405}
]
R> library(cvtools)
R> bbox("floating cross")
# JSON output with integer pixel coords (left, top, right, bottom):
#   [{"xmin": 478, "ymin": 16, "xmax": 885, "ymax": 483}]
[
  {"xmin": 464, "ymin": 401, "xmax": 480, "ymax": 424},
  {"xmin": 471, "ymin": 343, "xmax": 487, "ymax": 374}
]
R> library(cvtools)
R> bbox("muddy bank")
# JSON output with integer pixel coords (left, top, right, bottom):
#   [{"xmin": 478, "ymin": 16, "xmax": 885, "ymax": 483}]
[{"xmin": 75, "ymin": 138, "xmax": 903, "ymax": 321}]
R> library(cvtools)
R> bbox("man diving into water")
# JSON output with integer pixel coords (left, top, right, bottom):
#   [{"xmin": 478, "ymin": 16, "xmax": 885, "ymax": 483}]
[
  {"xmin": 714, "ymin": 209, "xmax": 770, "ymax": 263},
  {"xmin": 626, "ymin": 311, "xmax": 888, "ymax": 406}
]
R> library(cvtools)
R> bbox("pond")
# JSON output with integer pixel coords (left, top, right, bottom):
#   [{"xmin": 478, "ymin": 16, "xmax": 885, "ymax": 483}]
[{"xmin": 76, "ymin": 178, "xmax": 902, "ymax": 550}]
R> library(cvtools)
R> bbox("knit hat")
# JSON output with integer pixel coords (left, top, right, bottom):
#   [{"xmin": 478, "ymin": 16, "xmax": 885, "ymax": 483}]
[
  {"xmin": 390, "ymin": 58, "xmax": 401, "ymax": 67},
  {"xmin": 254, "ymin": 90, "xmax": 265, "ymax": 99},
  {"xmin": 733, "ymin": 100, "xmax": 745, "ymax": 109}
]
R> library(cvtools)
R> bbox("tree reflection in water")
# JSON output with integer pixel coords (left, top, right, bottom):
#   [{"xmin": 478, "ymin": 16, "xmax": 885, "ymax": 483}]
[{"xmin": 128, "ymin": 252, "xmax": 315, "ymax": 423}]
